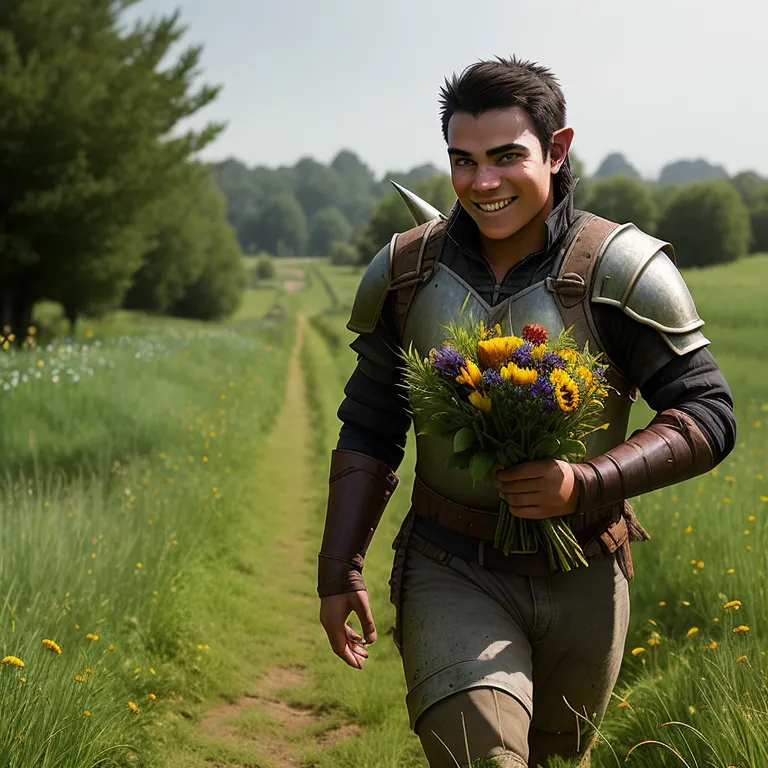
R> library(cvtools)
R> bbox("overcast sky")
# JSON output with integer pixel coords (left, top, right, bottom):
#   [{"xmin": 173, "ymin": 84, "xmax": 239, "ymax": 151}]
[{"xmin": 126, "ymin": 0, "xmax": 768, "ymax": 181}]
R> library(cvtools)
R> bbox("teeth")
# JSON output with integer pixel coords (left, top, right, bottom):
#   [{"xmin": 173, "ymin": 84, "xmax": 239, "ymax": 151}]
[{"xmin": 477, "ymin": 198, "xmax": 513, "ymax": 212}]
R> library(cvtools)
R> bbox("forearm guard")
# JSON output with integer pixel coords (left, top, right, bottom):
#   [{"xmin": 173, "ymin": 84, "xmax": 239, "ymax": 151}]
[
  {"xmin": 571, "ymin": 409, "xmax": 715, "ymax": 513},
  {"xmin": 317, "ymin": 449, "xmax": 399, "ymax": 598}
]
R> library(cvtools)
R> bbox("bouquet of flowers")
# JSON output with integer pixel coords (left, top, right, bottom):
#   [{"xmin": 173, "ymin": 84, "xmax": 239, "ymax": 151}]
[{"xmin": 401, "ymin": 317, "xmax": 612, "ymax": 572}]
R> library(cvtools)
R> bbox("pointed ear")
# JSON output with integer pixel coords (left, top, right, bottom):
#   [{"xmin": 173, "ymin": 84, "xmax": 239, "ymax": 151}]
[{"xmin": 549, "ymin": 127, "xmax": 575, "ymax": 173}]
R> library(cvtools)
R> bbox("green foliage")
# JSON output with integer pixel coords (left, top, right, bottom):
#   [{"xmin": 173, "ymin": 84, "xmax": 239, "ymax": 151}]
[
  {"xmin": 593, "ymin": 152, "xmax": 642, "ymax": 180},
  {"xmin": 656, "ymin": 181, "xmax": 751, "ymax": 267},
  {"xmin": 308, "ymin": 205, "xmax": 352, "ymax": 257},
  {"xmin": 750, "ymin": 205, "xmax": 768, "ymax": 253},
  {"xmin": 729, "ymin": 170, "xmax": 768, "ymax": 211},
  {"xmin": 584, "ymin": 176, "xmax": 657, "ymax": 232},
  {"xmin": 659, "ymin": 158, "xmax": 728, "ymax": 185},
  {"xmin": 254, "ymin": 194, "xmax": 308, "ymax": 258},
  {"xmin": 0, "ymin": 0, "xmax": 222, "ymax": 330},
  {"xmin": 253, "ymin": 252, "xmax": 276, "ymax": 280},
  {"xmin": 328, "ymin": 241, "xmax": 359, "ymax": 267}
]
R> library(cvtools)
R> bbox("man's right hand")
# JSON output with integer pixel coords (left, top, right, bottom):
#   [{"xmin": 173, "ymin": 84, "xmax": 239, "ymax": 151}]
[{"xmin": 319, "ymin": 590, "xmax": 377, "ymax": 669}]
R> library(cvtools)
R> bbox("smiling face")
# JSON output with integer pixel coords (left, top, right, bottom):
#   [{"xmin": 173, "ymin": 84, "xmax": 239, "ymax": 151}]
[{"xmin": 447, "ymin": 107, "xmax": 572, "ymax": 241}]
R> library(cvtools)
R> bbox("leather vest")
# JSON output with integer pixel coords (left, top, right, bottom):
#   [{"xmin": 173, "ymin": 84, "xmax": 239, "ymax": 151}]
[{"xmin": 402, "ymin": 259, "xmax": 634, "ymax": 511}]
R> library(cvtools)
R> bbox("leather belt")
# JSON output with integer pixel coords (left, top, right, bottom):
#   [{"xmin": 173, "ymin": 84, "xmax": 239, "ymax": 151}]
[{"xmin": 410, "ymin": 475, "xmax": 629, "ymax": 575}]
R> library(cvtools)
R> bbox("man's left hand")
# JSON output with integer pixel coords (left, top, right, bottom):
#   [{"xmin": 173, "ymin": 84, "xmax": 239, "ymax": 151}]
[{"xmin": 496, "ymin": 459, "xmax": 579, "ymax": 519}]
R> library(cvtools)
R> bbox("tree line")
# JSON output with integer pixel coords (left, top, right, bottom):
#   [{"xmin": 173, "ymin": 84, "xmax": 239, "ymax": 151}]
[
  {"xmin": 219, "ymin": 149, "xmax": 768, "ymax": 271},
  {"xmin": 1, "ymin": 0, "xmax": 246, "ymax": 337}
]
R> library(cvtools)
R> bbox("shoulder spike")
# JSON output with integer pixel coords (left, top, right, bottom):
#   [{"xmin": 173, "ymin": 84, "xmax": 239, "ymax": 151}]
[{"xmin": 390, "ymin": 181, "xmax": 445, "ymax": 225}]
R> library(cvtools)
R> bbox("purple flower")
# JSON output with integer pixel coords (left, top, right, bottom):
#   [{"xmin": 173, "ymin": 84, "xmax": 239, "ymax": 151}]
[
  {"xmin": 431, "ymin": 345, "xmax": 465, "ymax": 379},
  {"xmin": 483, "ymin": 368, "xmax": 503, "ymax": 387},
  {"xmin": 512, "ymin": 342, "xmax": 534, "ymax": 368},
  {"xmin": 539, "ymin": 351, "xmax": 566, "ymax": 374},
  {"xmin": 530, "ymin": 377, "xmax": 557, "ymax": 412}
]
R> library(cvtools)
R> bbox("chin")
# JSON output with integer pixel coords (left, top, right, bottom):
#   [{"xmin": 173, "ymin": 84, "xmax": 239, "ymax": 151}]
[{"xmin": 475, "ymin": 217, "xmax": 526, "ymax": 240}]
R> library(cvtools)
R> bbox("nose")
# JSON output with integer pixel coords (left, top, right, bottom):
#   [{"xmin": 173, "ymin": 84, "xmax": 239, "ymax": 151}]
[{"xmin": 472, "ymin": 165, "xmax": 502, "ymax": 193}]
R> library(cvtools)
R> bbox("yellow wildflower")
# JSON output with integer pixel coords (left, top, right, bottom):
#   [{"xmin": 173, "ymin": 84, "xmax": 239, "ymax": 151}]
[
  {"xmin": 477, "ymin": 336, "xmax": 523, "ymax": 369},
  {"xmin": 2, "ymin": 656, "xmax": 24, "ymax": 668},
  {"xmin": 727, "ymin": 568, "xmax": 735, "ymax": 575},
  {"xmin": 554, "ymin": 379, "xmax": 580, "ymax": 413},
  {"xmin": 83, "ymin": 710, "xmax": 91, "ymax": 717},
  {"xmin": 85, "ymin": 633, "xmax": 99, "ymax": 641},
  {"xmin": 707, "ymin": 641, "xmax": 718, "ymax": 650},
  {"xmin": 631, "ymin": 647, "xmax": 645, "ymax": 656},
  {"xmin": 75, "ymin": 674, "xmax": 84, "ymax": 682},
  {"xmin": 574, "ymin": 365, "xmax": 594, "ymax": 390},
  {"xmin": 723, "ymin": 600, "xmax": 742, "ymax": 610},
  {"xmin": 549, "ymin": 368, "xmax": 571, "ymax": 386},
  {"xmin": 85, "ymin": 668, "xmax": 92, "ymax": 674},
  {"xmin": 733, "ymin": 625, "xmax": 750, "ymax": 634},
  {"xmin": 686, "ymin": 627, "xmax": 699, "ymax": 638},
  {"xmin": 501, "ymin": 362, "xmax": 537, "ymax": 386},
  {"xmin": 108, "ymin": 645, "xmax": 116, "ymax": 652},
  {"xmin": 468, "ymin": 390, "xmax": 493, "ymax": 413},
  {"xmin": 658, "ymin": 601, "xmax": 667, "ymax": 607},
  {"xmin": 148, "ymin": 693, "xmax": 157, "ymax": 701},
  {"xmin": 725, "ymin": 475, "xmax": 735, "ymax": 483},
  {"xmin": 648, "ymin": 631, "xmax": 661, "ymax": 646},
  {"xmin": 736, "ymin": 655, "xmax": 748, "ymax": 663},
  {"xmin": 128, "ymin": 701, "xmax": 139, "ymax": 713},
  {"xmin": 456, "ymin": 360, "xmax": 484, "ymax": 388},
  {"xmin": 684, "ymin": 525, "xmax": 693, "ymax": 534},
  {"xmin": 617, "ymin": 701, "xmax": 630, "ymax": 709},
  {"xmin": 149, "ymin": 667, "xmax": 156, "ymax": 676},
  {"xmin": 135, "ymin": 563, "xmax": 143, "ymax": 569},
  {"xmin": 560, "ymin": 348, "xmax": 578, "ymax": 364},
  {"xmin": 748, "ymin": 515, "xmax": 756, "ymax": 523},
  {"xmin": 42, "ymin": 639, "xmax": 61, "ymax": 654},
  {"xmin": 19, "ymin": 677, "xmax": 26, "ymax": 684},
  {"xmin": 530, "ymin": 344, "xmax": 547, "ymax": 362},
  {"xmin": 197, "ymin": 644, "xmax": 210, "ymax": 651}
]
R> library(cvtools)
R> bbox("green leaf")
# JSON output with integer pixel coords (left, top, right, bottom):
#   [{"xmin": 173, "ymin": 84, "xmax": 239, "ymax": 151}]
[
  {"xmin": 453, "ymin": 427, "xmax": 477, "ymax": 453},
  {"xmin": 558, "ymin": 438, "xmax": 587, "ymax": 459},
  {"xmin": 470, "ymin": 450, "xmax": 496, "ymax": 484},
  {"xmin": 446, "ymin": 448, "xmax": 474, "ymax": 471},
  {"xmin": 533, "ymin": 435, "xmax": 560, "ymax": 458}
]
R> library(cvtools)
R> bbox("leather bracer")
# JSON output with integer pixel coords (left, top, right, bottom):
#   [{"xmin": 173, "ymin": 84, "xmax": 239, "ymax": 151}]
[
  {"xmin": 571, "ymin": 409, "xmax": 715, "ymax": 514},
  {"xmin": 317, "ymin": 449, "xmax": 399, "ymax": 598}
]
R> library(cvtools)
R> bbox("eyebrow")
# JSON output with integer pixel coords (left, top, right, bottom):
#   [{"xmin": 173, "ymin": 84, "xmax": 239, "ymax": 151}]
[{"xmin": 447, "ymin": 142, "xmax": 529, "ymax": 158}]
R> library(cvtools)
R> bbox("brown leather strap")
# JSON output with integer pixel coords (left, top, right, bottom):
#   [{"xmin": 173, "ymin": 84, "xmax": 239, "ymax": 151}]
[
  {"xmin": 317, "ymin": 450, "xmax": 399, "ymax": 597},
  {"xmin": 571, "ymin": 408, "xmax": 715, "ymax": 514},
  {"xmin": 390, "ymin": 218, "xmax": 447, "ymax": 340},
  {"xmin": 548, "ymin": 215, "xmax": 634, "ymax": 397}
]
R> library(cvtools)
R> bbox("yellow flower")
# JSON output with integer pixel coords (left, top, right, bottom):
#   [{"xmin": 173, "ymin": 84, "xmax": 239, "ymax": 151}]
[
  {"xmin": 574, "ymin": 365, "xmax": 594, "ymax": 390},
  {"xmin": 549, "ymin": 368, "xmax": 571, "ymax": 386},
  {"xmin": 617, "ymin": 701, "xmax": 630, "ymax": 709},
  {"xmin": 83, "ymin": 710, "xmax": 91, "ymax": 717},
  {"xmin": 723, "ymin": 600, "xmax": 742, "ymax": 610},
  {"xmin": 631, "ymin": 647, "xmax": 645, "ymax": 656},
  {"xmin": 554, "ymin": 379, "xmax": 580, "ymax": 413},
  {"xmin": 149, "ymin": 667, "xmax": 156, "ymax": 676},
  {"xmin": 2, "ymin": 656, "xmax": 24, "ymax": 668},
  {"xmin": 148, "ymin": 693, "xmax": 157, "ymax": 701},
  {"xmin": 727, "ymin": 568, "xmax": 735, "ymax": 575},
  {"xmin": 559, "ymin": 348, "xmax": 578, "ymax": 364},
  {"xmin": 658, "ymin": 601, "xmax": 666, "ymax": 607},
  {"xmin": 736, "ymin": 655, "xmax": 748, "ymax": 663},
  {"xmin": 128, "ymin": 701, "xmax": 139, "ymax": 713},
  {"xmin": 748, "ymin": 515, "xmax": 756, "ymax": 523},
  {"xmin": 456, "ymin": 360, "xmax": 484, "ymax": 388},
  {"xmin": 477, "ymin": 336, "xmax": 523, "ymax": 369},
  {"xmin": 501, "ymin": 362, "xmax": 538, "ymax": 386},
  {"xmin": 75, "ymin": 674, "xmax": 84, "ymax": 682},
  {"xmin": 19, "ymin": 677, "xmax": 26, "ymax": 684},
  {"xmin": 108, "ymin": 645, "xmax": 116, "ymax": 652},
  {"xmin": 686, "ymin": 627, "xmax": 699, "ymax": 638},
  {"xmin": 197, "ymin": 644, "xmax": 210, "ymax": 651},
  {"xmin": 707, "ymin": 641, "xmax": 718, "ymax": 650},
  {"xmin": 468, "ymin": 390, "xmax": 492, "ymax": 413},
  {"xmin": 733, "ymin": 625, "xmax": 750, "ymax": 634},
  {"xmin": 85, "ymin": 668, "xmax": 93, "ymax": 674},
  {"xmin": 725, "ymin": 475, "xmax": 736, "ymax": 483},
  {"xmin": 684, "ymin": 525, "xmax": 693, "ymax": 534},
  {"xmin": 42, "ymin": 639, "xmax": 62, "ymax": 655},
  {"xmin": 530, "ymin": 344, "xmax": 547, "ymax": 362},
  {"xmin": 648, "ymin": 631, "xmax": 661, "ymax": 646},
  {"xmin": 85, "ymin": 633, "xmax": 99, "ymax": 641},
  {"xmin": 135, "ymin": 563, "xmax": 143, "ymax": 569}
]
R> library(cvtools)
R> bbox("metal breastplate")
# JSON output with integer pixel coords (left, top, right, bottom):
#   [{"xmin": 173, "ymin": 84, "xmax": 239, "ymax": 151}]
[{"xmin": 402, "ymin": 263, "xmax": 633, "ymax": 510}]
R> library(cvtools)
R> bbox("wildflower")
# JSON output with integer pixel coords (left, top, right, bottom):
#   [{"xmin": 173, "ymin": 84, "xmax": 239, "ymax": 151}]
[
  {"xmin": 136, "ymin": 563, "xmax": 142, "ymax": 569},
  {"xmin": 554, "ymin": 379, "xmax": 579, "ymax": 413},
  {"xmin": 530, "ymin": 377, "xmax": 557, "ymax": 411},
  {"xmin": 468, "ymin": 390, "xmax": 492, "ymax": 413},
  {"xmin": 725, "ymin": 476, "xmax": 736, "ymax": 483},
  {"xmin": 658, "ymin": 601, "xmax": 667, "ymax": 607},
  {"xmin": 721, "ymin": 497, "xmax": 731, "ymax": 503},
  {"xmin": 530, "ymin": 344, "xmax": 547, "ymax": 362},
  {"xmin": 733, "ymin": 625, "xmax": 750, "ymax": 634},
  {"xmin": 538, "ymin": 351, "xmax": 566, "ymax": 373},
  {"xmin": 83, "ymin": 710, "xmax": 91, "ymax": 717},
  {"xmin": 501, "ymin": 361, "xmax": 537, "ymax": 386},
  {"xmin": 723, "ymin": 600, "xmax": 742, "ymax": 610},
  {"xmin": 686, "ymin": 627, "xmax": 699, "ymax": 638},
  {"xmin": 149, "ymin": 668, "xmax": 156, "ymax": 676},
  {"xmin": 85, "ymin": 633, "xmax": 99, "ymax": 641},
  {"xmin": 19, "ymin": 677, "xmax": 26, "ymax": 684},
  {"xmin": 618, "ymin": 701, "xmax": 630, "ymax": 709},
  {"xmin": 2, "ymin": 656, "xmax": 24, "ymax": 668},
  {"xmin": 761, "ymin": 496, "xmax": 768, "ymax": 503},
  {"xmin": 707, "ymin": 641, "xmax": 718, "ymax": 650},
  {"xmin": 684, "ymin": 525, "xmax": 693, "ymax": 534},
  {"xmin": 482, "ymin": 369, "xmax": 504, "ymax": 388},
  {"xmin": 511, "ymin": 342, "xmax": 534, "ymax": 368},
  {"xmin": 727, "ymin": 568, "xmax": 735, "ymax": 575},
  {"xmin": 128, "ymin": 701, "xmax": 139, "ymax": 713},
  {"xmin": 559, "ymin": 348, "xmax": 578, "ymax": 364},
  {"xmin": 574, "ymin": 365, "xmax": 595, "ymax": 391},
  {"xmin": 148, "ymin": 693, "xmax": 157, "ymax": 701},
  {"xmin": 736, "ymin": 655, "xmax": 748, "ymax": 663},
  {"xmin": 202, "ymin": 456, "xmax": 208, "ymax": 463},
  {"xmin": 477, "ymin": 337, "xmax": 522, "ymax": 370},
  {"xmin": 521, "ymin": 323, "xmax": 548, "ymax": 346},
  {"xmin": 648, "ymin": 631, "xmax": 661, "ymax": 646},
  {"xmin": 85, "ymin": 668, "xmax": 92, "ymax": 674},
  {"xmin": 75, "ymin": 674, "xmax": 84, "ymax": 682},
  {"xmin": 197, "ymin": 644, "xmax": 209, "ymax": 650},
  {"xmin": 108, "ymin": 645, "xmax": 116, "ymax": 652},
  {"xmin": 631, "ymin": 647, "xmax": 645, "ymax": 656},
  {"xmin": 748, "ymin": 515, "xmax": 756, "ymax": 523},
  {"xmin": 456, "ymin": 360, "xmax": 484, "ymax": 388},
  {"xmin": 42, "ymin": 639, "xmax": 62, "ymax": 654}
]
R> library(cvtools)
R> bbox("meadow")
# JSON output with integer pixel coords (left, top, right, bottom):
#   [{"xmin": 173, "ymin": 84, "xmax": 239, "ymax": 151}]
[{"xmin": 0, "ymin": 254, "xmax": 765, "ymax": 767}]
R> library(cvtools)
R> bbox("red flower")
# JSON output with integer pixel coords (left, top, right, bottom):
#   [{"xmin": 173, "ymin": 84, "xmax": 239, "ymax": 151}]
[{"xmin": 522, "ymin": 324, "xmax": 548, "ymax": 345}]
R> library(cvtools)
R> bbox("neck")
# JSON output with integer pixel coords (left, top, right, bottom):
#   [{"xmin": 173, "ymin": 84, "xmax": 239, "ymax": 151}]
[{"xmin": 480, "ymin": 188, "xmax": 555, "ymax": 281}]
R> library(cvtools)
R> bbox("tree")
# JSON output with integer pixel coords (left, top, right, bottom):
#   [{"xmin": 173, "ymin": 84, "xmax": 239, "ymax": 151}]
[
  {"xmin": 656, "ymin": 181, "xmax": 751, "ymax": 267},
  {"xmin": 658, "ymin": 159, "xmax": 728, "ymax": 186},
  {"xmin": 328, "ymin": 242, "xmax": 359, "ymax": 267},
  {"xmin": 593, "ymin": 153, "xmax": 642, "ymax": 180},
  {"xmin": 254, "ymin": 194, "xmax": 308, "ymax": 257},
  {"xmin": 307, "ymin": 206, "xmax": 352, "ymax": 257},
  {"xmin": 583, "ymin": 176, "xmax": 657, "ymax": 232},
  {"xmin": 729, "ymin": 171, "xmax": 768, "ymax": 211},
  {"xmin": 0, "ymin": 0, "xmax": 222, "ymax": 333}
]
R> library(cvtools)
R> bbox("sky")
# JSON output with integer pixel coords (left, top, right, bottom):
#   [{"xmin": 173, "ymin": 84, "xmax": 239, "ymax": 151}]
[{"xmin": 126, "ymin": 0, "xmax": 768, "ymax": 181}]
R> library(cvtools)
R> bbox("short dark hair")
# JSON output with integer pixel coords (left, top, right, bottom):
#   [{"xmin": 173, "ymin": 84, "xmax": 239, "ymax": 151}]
[{"xmin": 439, "ymin": 57, "xmax": 575, "ymax": 195}]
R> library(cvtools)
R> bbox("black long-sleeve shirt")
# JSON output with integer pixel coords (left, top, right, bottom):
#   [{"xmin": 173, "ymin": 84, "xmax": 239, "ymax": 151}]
[{"xmin": 336, "ymin": 191, "xmax": 736, "ymax": 553}]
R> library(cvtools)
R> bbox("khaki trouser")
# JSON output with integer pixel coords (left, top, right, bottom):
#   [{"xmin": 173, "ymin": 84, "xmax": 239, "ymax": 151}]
[{"xmin": 397, "ymin": 537, "xmax": 630, "ymax": 767}]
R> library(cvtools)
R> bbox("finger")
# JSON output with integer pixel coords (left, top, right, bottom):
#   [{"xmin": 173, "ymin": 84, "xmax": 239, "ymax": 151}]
[
  {"xmin": 352, "ymin": 591, "xmax": 377, "ymax": 644},
  {"xmin": 498, "ymin": 478, "xmax": 542, "ymax": 495},
  {"xmin": 500, "ymin": 491, "xmax": 541, "ymax": 507},
  {"xmin": 497, "ymin": 460, "xmax": 551, "ymax": 482},
  {"xmin": 505, "ymin": 503, "xmax": 542, "ymax": 519},
  {"xmin": 345, "ymin": 624, "xmax": 371, "ymax": 651}
]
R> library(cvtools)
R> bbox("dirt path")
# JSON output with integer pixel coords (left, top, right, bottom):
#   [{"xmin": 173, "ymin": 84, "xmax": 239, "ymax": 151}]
[{"xmin": 184, "ymin": 311, "xmax": 360, "ymax": 767}]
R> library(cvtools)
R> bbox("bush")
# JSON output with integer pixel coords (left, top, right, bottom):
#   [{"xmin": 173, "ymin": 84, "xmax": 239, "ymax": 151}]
[
  {"xmin": 328, "ymin": 242, "xmax": 359, "ymax": 267},
  {"xmin": 584, "ymin": 176, "xmax": 656, "ymax": 233},
  {"xmin": 254, "ymin": 252, "xmax": 276, "ymax": 280},
  {"xmin": 655, "ymin": 181, "xmax": 751, "ymax": 267}
]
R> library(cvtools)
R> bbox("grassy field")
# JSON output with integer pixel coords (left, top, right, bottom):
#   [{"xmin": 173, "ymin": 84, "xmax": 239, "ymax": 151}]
[{"xmin": 0, "ymin": 254, "xmax": 765, "ymax": 767}]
